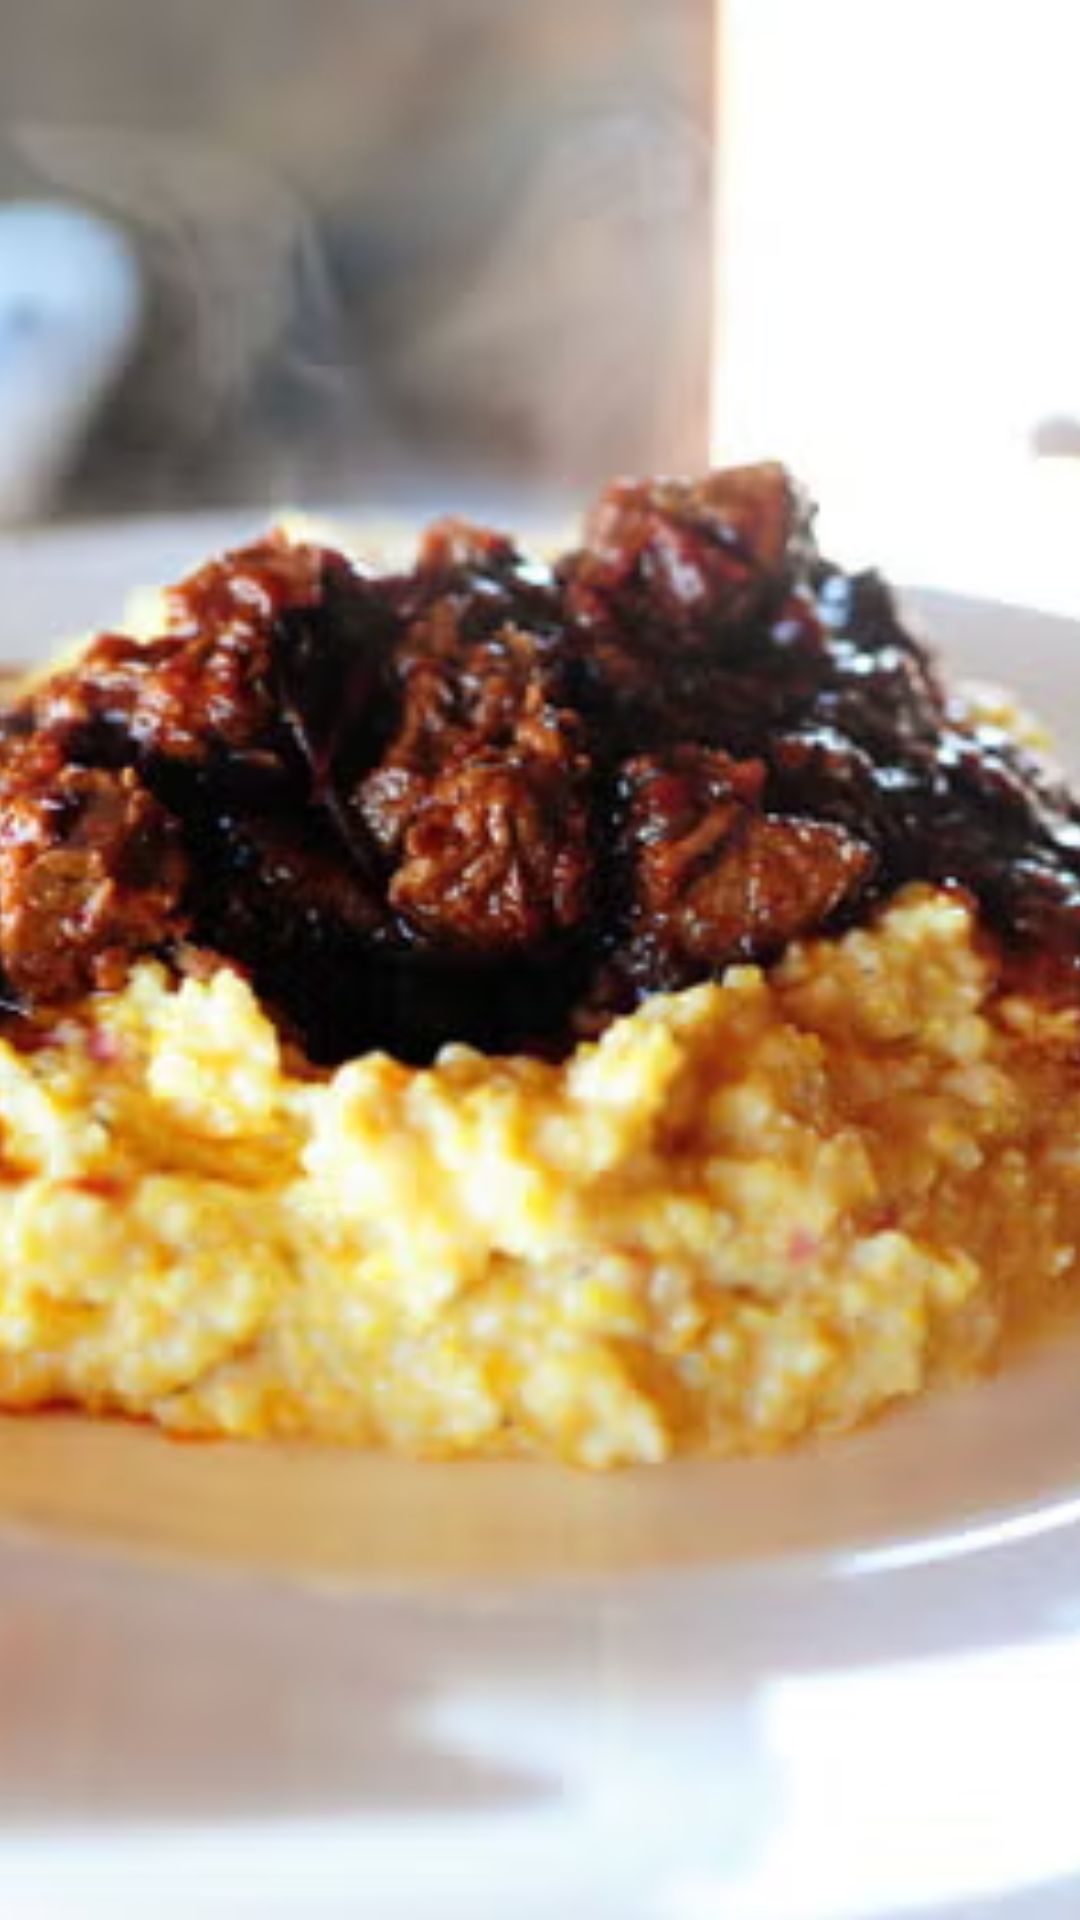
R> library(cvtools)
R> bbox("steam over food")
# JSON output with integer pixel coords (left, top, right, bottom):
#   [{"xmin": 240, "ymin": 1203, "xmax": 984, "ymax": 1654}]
[
  {"xmin": 2, "ymin": 465, "xmax": 1080, "ymax": 1466},
  {"xmin": 3, "ymin": 463, "xmax": 1080, "ymax": 1062}
]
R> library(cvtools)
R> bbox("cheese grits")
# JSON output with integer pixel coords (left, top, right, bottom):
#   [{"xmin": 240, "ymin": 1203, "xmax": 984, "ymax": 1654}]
[{"xmin": 0, "ymin": 464, "xmax": 1078, "ymax": 1465}]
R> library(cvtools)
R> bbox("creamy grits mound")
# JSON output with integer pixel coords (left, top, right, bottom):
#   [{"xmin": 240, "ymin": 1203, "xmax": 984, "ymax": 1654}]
[{"xmin": 0, "ymin": 886, "xmax": 1076, "ymax": 1467}]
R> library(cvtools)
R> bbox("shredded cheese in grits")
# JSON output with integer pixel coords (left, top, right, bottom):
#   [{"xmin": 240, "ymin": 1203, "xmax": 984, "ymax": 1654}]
[{"xmin": 0, "ymin": 886, "xmax": 1077, "ymax": 1467}]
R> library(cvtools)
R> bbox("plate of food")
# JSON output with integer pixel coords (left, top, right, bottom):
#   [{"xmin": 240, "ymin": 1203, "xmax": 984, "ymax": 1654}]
[
  {"xmin": 0, "ymin": 464, "xmax": 1079, "ymax": 1591},
  {"xmin": 4, "ymin": 464, "xmax": 1080, "ymax": 1918}
]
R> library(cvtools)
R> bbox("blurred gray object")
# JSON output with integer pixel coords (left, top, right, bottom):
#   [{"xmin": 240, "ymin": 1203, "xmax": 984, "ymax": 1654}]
[
  {"xmin": 0, "ymin": 0, "xmax": 711, "ymax": 521},
  {"xmin": 0, "ymin": 200, "xmax": 140, "ymax": 523}
]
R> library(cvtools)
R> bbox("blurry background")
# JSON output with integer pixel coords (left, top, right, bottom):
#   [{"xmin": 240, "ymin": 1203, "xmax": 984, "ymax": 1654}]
[
  {"xmin": 716, "ymin": 0, "xmax": 1080, "ymax": 611},
  {"xmin": 0, "ymin": 0, "xmax": 1075, "ymax": 621},
  {"xmin": 0, "ymin": 0, "xmax": 711, "ymax": 526}
]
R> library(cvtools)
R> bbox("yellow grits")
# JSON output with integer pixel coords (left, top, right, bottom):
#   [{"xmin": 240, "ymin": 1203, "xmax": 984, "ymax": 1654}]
[{"xmin": 0, "ymin": 884, "xmax": 1076, "ymax": 1466}]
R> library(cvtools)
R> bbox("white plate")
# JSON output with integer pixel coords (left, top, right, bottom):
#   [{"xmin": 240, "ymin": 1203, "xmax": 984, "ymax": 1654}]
[{"xmin": 1, "ymin": 519, "xmax": 1079, "ymax": 1919}]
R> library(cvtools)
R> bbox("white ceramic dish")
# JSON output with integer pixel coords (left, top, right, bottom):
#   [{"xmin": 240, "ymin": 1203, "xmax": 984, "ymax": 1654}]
[{"xmin": 0, "ymin": 518, "xmax": 1079, "ymax": 1919}]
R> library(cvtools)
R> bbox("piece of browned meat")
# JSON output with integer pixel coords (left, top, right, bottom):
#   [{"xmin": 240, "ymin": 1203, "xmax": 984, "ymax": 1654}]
[
  {"xmin": 558, "ymin": 468, "xmax": 833, "ymax": 757},
  {"xmin": 610, "ymin": 745, "xmax": 875, "ymax": 993},
  {"xmin": 565, "ymin": 463, "xmax": 803, "ymax": 639},
  {"xmin": 389, "ymin": 745, "xmax": 589, "ymax": 954},
  {"xmin": 32, "ymin": 537, "xmax": 328, "ymax": 768},
  {"xmin": 357, "ymin": 635, "xmax": 592, "ymax": 955},
  {"xmin": 0, "ymin": 731, "xmax": 187, "ymax": 1004},
  {"xmin": 354, "ymin": 533, "xmax": 592, "ymax": 960}
]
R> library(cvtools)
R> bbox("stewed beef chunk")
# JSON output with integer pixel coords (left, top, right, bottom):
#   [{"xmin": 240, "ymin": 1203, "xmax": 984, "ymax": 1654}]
[
  {"xmin": 353, "ymin": 538, "xmax": 591, "ymax": 959},
  {"xmin": 354, "ymin": 620, "xmax": 578, "ymax": 861},
  {"xmin": 610, "ymin": 745, "xmax": 875, "ymax": 994},
  {"xmin": 0, "ymin": 732, "xmax": 187, "ymax": 1004},
  {"xmin": 389, "ymin": 741, "xmax": 590, "ymax": 955},
  {"xmin": 565, "ymin": 463, "xmax": 804, "ymax": 642},
  {"xmin": 559, "ymin": 468, "xmax": 830, "ymax": 754},
  {"xmin": 34, "ymin": 537, "xmax": 328, "ymax": 772}
]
